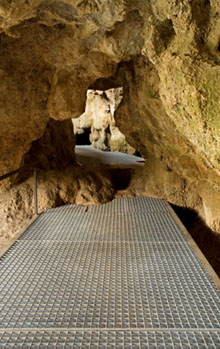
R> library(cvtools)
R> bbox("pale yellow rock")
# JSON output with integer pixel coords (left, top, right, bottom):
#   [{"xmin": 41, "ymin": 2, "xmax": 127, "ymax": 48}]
[{"xmin": 73, "ymin": 88, "xmax": 135, "ymax": 154}]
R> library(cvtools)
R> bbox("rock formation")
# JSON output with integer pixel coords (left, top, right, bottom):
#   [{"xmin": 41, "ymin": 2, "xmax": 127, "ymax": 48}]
[
  {"xmin": 0, "ymin": 118, "xmax": 115, "ymax": 242},
  {"xmin": 0, "ymin": 164, "xmax": 115, "ymax": 244},
  {"xmin": 73, "ymin": 88, "xmax": 136, "ymax": 154},
  {"xmin": 0, "ymin": 0, "xmax": 220, "ymax": 236}
]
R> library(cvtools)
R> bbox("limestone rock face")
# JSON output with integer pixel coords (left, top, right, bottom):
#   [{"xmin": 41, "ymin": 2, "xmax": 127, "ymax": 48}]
[
  {"xmin": 73, "ymin": 88, "xmax": 136, "ymax": 154},
  {"xmin": 0, "ymin": 0, "xmax": 220, "ymax": 233},
  {"xmin": 0, "ymin": 165, "xmax": 115, "ymax": 243},
  {"xmin": 23, "ymin": 118, "xmax": 76, "ymax": 171}
]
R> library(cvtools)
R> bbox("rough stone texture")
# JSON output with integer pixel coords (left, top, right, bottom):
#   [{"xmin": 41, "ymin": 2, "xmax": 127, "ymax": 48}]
[
  {"xmin": 0, "ymin": 0, "xmax": 220, "ymax": 234},
  {"xmin": 0, "ymin": 165, "xmax": 115, "ymax": 243},
  {"xmin": 73, "ymin": 88, "xmax": 135, "ymax": 154},
  {"xmin": 22, "ymin": 118, "xmax": 76, "ymax": 171},
  {"xmin": 0, "ymin": 117, "xmax": 115, "ymax": 240}
]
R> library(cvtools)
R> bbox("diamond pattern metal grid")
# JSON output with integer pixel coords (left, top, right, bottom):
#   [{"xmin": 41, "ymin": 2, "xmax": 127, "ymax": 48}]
[
  {"xmin": 20, "ymin": 212, "xmax": 185, "ymax": 243},
  {"xmin": 19, "ymin": 204, "xmax": 87, "ymax": 241},
  {"xmin": 0, "ymin": 241, "xmax": 219, "ymax": 329},
  {"xmin": 0, "ymin": 330, "xmax": 219, "ymax": 348},
  {"xmin": 126, "ymin": 197, "xmax": 170, "ymax": 213},
  {"xmin": 75, "ymin": 211, "xmax": 183, "ymax": 235},
  {"xmin": 0, "ymin": 197, "xmax": 219, "ymax": 347},
  {"xmin": 87, "ymin": 196, "xmax": 170, "ymax": 214}
]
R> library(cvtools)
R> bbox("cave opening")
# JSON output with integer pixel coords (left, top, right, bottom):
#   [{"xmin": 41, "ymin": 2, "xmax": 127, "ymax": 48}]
[
  {"xmin": 73, "ymin": 87, "xmax": 141, "ymax": 156},
  {"xmin": 72, "ymin": 87, "xmax": 145, "ymax": 191},
  {"xmin": 10, "ymin": 111, "xmax": 218, "ymax": 277},
  {"xmin": 0, "ymin": 3, "xmax": 220, "ymax": 346},
  {"xmin": 75, "ymin": 127, "xmax": 91, "ymax": 146}
]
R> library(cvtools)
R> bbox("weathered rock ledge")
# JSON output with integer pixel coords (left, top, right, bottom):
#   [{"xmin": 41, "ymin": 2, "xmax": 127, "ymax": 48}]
[{"xmin": 0, "ymin": 164, "xmax": 115, "ymax": 243}]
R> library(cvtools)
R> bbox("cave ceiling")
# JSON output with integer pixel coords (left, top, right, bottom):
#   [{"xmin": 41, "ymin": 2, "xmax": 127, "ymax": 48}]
[{"xmin": 0, "ymin": 0, "xmax": 220, "ymax": 230}]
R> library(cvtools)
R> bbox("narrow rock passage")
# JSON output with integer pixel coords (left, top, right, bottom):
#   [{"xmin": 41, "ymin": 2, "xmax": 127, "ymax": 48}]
[{"xmin": 0, "ymin": 197, "xmax": 219, "ymax": 347}]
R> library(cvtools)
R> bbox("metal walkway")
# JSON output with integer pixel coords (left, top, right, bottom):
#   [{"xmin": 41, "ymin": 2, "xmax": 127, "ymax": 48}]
[{"xmin": 0, "ymin": 197, "xmax": 219, "ymax": 347}]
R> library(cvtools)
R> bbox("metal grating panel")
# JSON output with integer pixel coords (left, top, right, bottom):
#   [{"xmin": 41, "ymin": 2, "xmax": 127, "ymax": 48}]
[
  {"xmin": 79, "ymin": 211, "xmax": 184, "ymax": 236},
  {"xmin": 88, "ymin": 196, "xmax": 170, "ymax": 214},
  {"xmin": 0, "ymin": 241, "xmax": 219, "ymax": 329},
  {"xmin": 0, "ymin": 330, "xmax": 219, "ymax": 348},
  {"xmin": 126, "ymin": 196, "xmax": 170, "ymax": 213},
  {"xmin": 20, "ymin": 212, "xmax": 185, "ymax": 242},
  {"xmin": 20, "ymin": 204, "xmax": 87, "ymax": 241},
  {"xmin": 0, "ymin": 197, "xmax": 219, "ymax": 347}
]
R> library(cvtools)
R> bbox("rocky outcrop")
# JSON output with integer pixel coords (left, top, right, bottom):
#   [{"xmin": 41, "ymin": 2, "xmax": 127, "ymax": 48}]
[
  {"xmin": 73, "ymin": 88, "xmax": 136, "ymax": 154},
  {"xmin": 0, "ymin": 165, "xmax": 115, "ymax": 243},
  {"xmin": 22, "ymin": 118, "xmax": 76, "ymax": 171},
  {"xmin": 0, "ymin": 1, "xmax": 220, "ymax": 234}
]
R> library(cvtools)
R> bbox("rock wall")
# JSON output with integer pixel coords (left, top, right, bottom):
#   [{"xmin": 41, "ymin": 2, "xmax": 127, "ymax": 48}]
[
  {"xmin": 22, "ymin": 118, "xmax": 76, "ymax": 171},
  {"xmin": 0, "ymin": 164, "xmax": 115, "ymax": 243},
  {"xmin": 73, "ymin": 88, "xmax": 136, "ymax": 154},
  {"xmin": 0, "ymin": 1, "xmax": 220, "ymax": 233}
]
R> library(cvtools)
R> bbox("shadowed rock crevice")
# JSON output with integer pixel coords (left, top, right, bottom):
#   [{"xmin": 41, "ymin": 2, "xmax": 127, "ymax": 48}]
[
  {"xmin": 108, "ymin": 168, "xmax": 132, "ymax": 191},
  {"xmin": 22, "ymin": 118, "xmax": 76, "ymax": 171},
  {"xmin": 156, "ymin": 18, "xmax": 176, "ymax": 51},
  {"xmin": 15, "ymin": 118, "xmax": 76, "ymax": 184},
  {"xmin": 76, "ymin": 127, "xmax": 92, "ymax": 146},
  {"xmin": 191, "ymin": 0, "xmax": 211, "ymax": 45},
  {"xmin": 172, "ymin": 204, "xmax": 220, "ymax": 277}
]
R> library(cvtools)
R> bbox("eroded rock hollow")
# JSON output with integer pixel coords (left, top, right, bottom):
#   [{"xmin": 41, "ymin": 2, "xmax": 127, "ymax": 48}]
[{"xmin": 0, "ymin": 0, "xmax": 220, "ymax": 237}]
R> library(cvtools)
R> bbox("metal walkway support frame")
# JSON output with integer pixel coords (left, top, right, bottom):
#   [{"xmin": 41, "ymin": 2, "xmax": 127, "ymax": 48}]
[{"xmin": 0, "ymin": 197, "xmax": 219, "ymax": 347}]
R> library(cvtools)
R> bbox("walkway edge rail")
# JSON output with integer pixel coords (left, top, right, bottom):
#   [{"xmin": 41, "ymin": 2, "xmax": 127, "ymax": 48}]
[
  {"xmin": 166, "ymin": 201, "xmax": 220, "ymax": 291},
  {"xmin": 0, "ymin": 168, "xmax": 21, "ymax": 181}
]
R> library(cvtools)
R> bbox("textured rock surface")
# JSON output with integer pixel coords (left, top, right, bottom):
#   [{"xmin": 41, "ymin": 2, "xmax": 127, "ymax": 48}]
[
  {"xmin": 22, "ymin": 118, "xmax": 76, "ymax": 171},
  {"xmin": 73, "ymin": 88, "xmax": 135, "ymax": 154},
  {"xmin": 0, "ymin": 0, "xmax": 220, "ymax": 234},
  {"xmin": 0, "ymin": 165, "xmax": 115, "ymax": 242}
]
